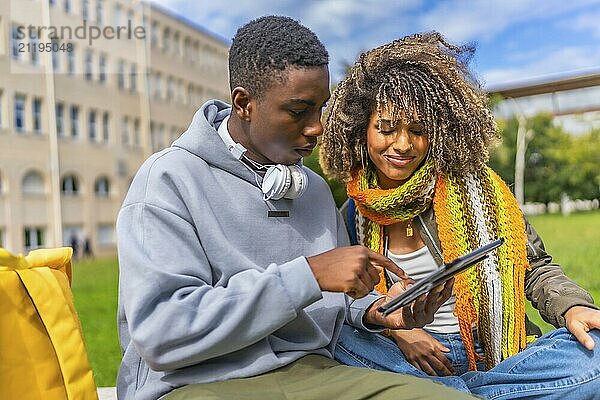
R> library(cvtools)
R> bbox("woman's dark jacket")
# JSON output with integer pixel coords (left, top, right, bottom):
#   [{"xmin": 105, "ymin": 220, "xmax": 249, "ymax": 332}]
[{"xmin": 342, "ymin": 200, "xmax": 597, "ymax": 336}]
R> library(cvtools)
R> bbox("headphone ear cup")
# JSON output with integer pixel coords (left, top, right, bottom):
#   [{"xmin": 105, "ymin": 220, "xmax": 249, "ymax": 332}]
[
  {"xmin": 284, "ymin": 165, "xmax": 308, "ymax": 199},
  {"xmin": 261, "ymin": 164, "xmax": 308, "ymax": 201},
  {"xmin": 262, "ymin": 165, "xmax": 291, "ymax": 200},
  {"xmin": 281, "ymin": 166, "xmax": 292, "ymax": 196}
]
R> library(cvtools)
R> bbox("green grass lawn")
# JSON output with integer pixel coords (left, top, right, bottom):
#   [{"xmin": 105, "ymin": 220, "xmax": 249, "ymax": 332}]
[
  {"xmin": 71, "ymin": 210, "xmax": 600, "ymax": 386},
  {"xmin": 71, "ymin": 257, "xmax": 120, "ymax": 387},
  {"xmin": 525, "ymin": 211, "xmax": 600, "ymax": 332}
]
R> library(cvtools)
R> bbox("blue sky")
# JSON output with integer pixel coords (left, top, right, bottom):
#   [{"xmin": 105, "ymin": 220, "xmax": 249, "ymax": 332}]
[{"xmin": 149, "ymin": 0, "xmax": 600, "ymax": 89}]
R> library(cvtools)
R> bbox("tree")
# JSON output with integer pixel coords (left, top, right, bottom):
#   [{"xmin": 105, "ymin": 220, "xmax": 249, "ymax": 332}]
[
  {"xmin": 303, "ymin": 146, "xmax": 348, "ymax": 207},
  {"xmin": 522, "ymin": 114, "xmax": 572, "ymax": 203},
  {"xmin": 561, "ymin": 129, "xmax": 600, "ymax": 200},
  {"xmin": 490, "ymin": 113, "xmax": 600, "ymax": 203}
]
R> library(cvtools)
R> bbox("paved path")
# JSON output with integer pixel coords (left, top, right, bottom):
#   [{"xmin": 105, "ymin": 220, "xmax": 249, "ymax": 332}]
[{"xmin": 98, "ymin": 387, "xmax": 117, "ymax": 400}]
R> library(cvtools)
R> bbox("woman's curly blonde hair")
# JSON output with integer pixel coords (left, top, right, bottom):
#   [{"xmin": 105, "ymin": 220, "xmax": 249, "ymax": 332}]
[{"xmin": 320, "ymin": 31, "xmax": 499, "ymax": 182}]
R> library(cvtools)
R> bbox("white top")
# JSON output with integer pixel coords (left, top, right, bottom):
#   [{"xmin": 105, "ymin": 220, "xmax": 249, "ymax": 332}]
[{"xmin": 387, "ymin": 246, "xmax": 460, "ymax": 334}]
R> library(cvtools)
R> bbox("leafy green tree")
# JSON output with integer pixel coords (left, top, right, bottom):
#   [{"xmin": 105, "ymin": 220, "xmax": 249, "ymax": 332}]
[
  {"xmin": 562, "ymin": 129, "xmax": 600, "ymax": 200},
  {"xmin": 303, "ymin": 146, "xmax": 348, "ymax": 207},
  {"xmin": 490, "ymin": 113, "xmax": 600, "ymax": 203},
  {"xmin": 489, "ymin": 116, "xmax": 517, "ymax": 188},
  {"xmin": 522, "ymin": 114, "xmax": 573, "ymax": 203}
]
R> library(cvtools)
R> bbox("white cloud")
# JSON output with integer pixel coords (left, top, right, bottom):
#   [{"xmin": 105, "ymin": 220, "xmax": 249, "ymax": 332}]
[
  {"xmin": 302, "ymin": 0, "xmax": 420, "ymax": 38},
  {"xmin": 482, "ymin": 44, "xmax": 600, "ymax": 88},
  {"xmin": 144, "ymin": 0, "xmax": 424, "ymax": 83},
  {"xmin": 145, "ymin": 0, "xmax": 304, "ymax": 44},
  {"xmin": 562, "ymin": 10, "xmax": 600, "ymax": 38},
  {"xmin": 144, "ymin": 0, "xmax": 600, "ymax": 87},
  {"xmin": 417, "ymin": 0, "xmax": 600, "ymax": 43}
]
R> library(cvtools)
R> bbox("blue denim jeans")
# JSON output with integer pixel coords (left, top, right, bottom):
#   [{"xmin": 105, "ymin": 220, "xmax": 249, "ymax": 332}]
[{"xmin": 335, "ymin": 324, "xmax": 600, "ymax": 399}]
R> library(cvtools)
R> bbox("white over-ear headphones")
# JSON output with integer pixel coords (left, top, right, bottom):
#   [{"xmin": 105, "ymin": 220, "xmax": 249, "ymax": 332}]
[
  {"xmin": 261, "ymin": 163, "xmax": 308, "ymax": 201},
  {"xmin": 217, "ymin": 115, "xmax": 309, "ymax": 201}
]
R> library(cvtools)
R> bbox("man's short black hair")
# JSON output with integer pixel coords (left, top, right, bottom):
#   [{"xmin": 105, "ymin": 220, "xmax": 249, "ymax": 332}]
[{"xmin": 229, "ymin": 15, "xmax": 329, "ymax": 99}]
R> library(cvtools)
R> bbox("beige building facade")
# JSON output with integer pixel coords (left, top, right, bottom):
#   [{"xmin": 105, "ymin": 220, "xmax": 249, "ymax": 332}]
[{"xmin": 0, "ymin": 0, "xmax": 230, "ymax": 256}]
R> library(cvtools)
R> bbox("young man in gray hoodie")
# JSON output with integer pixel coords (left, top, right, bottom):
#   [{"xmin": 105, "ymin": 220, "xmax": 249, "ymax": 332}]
[{"xmin": 116, "ymin": 16, "xmax": 475, "ymax": 400}]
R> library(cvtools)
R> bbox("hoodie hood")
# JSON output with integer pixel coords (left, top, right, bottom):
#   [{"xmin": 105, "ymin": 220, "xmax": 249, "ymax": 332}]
[{"xmin": 172, "ymin": 99, "xmax": 256, "ymax": 184}]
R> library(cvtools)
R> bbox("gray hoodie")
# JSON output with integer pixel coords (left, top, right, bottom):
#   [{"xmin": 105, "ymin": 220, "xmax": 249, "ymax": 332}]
[{"xmin": 116, "ymin": 100, "xmax": 382, "ymax": 400}]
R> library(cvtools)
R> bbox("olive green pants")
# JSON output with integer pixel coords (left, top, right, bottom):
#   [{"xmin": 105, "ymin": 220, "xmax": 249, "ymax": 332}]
[{"xmin": 164, "ymin": 355, "xmax": 478, "ymax": 400}]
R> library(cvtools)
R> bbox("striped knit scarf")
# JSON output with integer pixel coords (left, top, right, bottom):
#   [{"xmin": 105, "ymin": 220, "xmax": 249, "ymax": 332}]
[{"xmin": 347, "ymin": 162, "xmax": 530, "ymax": 370}]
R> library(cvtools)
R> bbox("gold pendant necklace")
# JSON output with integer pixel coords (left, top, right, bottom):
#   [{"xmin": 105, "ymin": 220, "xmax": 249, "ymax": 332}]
[{"xmin": 406, "ymin": 220, "xmax": 414, "ymax": 237}]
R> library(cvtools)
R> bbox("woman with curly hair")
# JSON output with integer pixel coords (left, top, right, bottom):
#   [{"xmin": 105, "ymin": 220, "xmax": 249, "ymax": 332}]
[{"xmin": 320, "ymin": 32, "xmax": 600, "ymax": 399}]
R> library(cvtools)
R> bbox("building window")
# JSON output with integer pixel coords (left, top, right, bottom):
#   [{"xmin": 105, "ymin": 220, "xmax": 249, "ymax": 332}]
[
  {"xmin": 154, "ymin": 72, "xmax": 162, "ymax": 99},
  {"xmin": 22, "ymin": 170, "xmax": 45, "ymax": 195},
  {"xmin": 102, "ymin": 112, "xmax": 109, "ymax": 143},
  {"xmin": 133, "ymin": 118, "xmax": 140, "ymax": 147},
  {"xmin": 24, "ymin": 227, "xmax": 45, "ymax": 251},
  {"xmin": 11, "ymin": 25, "xmax": 22, "ymax": 60},
  {"xmin": 150, "ymin": 121, "xmax": 157, "ymax": 151},
  {"xmin": 113, "ymin": 4, "xmax": 122, "ymax": 26},
  {"xmin": 192, "ymin": 42, "xmax": 200, "ymax": 65},
  {"xmin": 94, "ymin": 176, "xmax": 110, "ymax": 197},
  {"xmin": 187, "ymin": 84, "xmax": 194, "ymax": 106},
  {"xmin": 88, "ymin": 110, "xmax": 96, "ymax": 141},
  {"xmin": 63, "ymin": 225, "xmax": 82, "ymax": 250},
  {"xmin": 98, "ymin": 53, "xmax": 106, "ymax": 83},
  {"xmin": 97, "ymin": 224, "xmax": 114, "ymax": 246},
  {"xmin": 56, "ymin": 103, "xmax": 64, "ymax": 137},
  {"xmin": 61, "ymin": 174, "xmax": 79, "ymax": 195},
  {"xmin": 32, "ymin": 98, "xmax": 42, "ymax": 133},
  {"xmin": 147, "ymin": 68, "xmax": 154, "ymax": 96},
  {"xmin": 116, "ymin": 160, "xmax": 128, "ymax": 178},
  {"xmin": 0, "ymin": 171, "xmax": 4, "ymax": 194},
  {"xmin": 51, "ymin": 39, "xmax": 60, "ymax": 71},
  {"xmin": 159, "ymin": 124, "xmax": 165, "ymax": 150},
  {"xmin": 177, "ymin": 79, "xmax": 184, "ymax": 103},
  {"xmin": 117, "ymin": 59, "xmax": 125, "ymax": 89},
  {"xmin": 183, "ymin": 37, "xmax": 191, "ymax": 62},
  {"xmin": 67, "ymin": 45, "xmax": 75, "ymax": 74},
  {"xmin": 121, "ymin": 116, "xmax": 129, "ymax": 146},
  {"xmin": 0, "ymin": 228, "xmax": 4, "ymax": 248},
  {"xmin": 70, "ymin": 105, "xmax": 79, "ymax": 138},
  {"xmin": 96, "ymin": 0, "xmax": 103, "ymax": 24},
  {"xmin": 151, "ymin": 21, "xmax": 159, "ymax": 48},
  {"xmin": 173, "ymin": 32, "xmax": 180, "ymax": 56},
  {"xmin": 163, "ymin": 28, "xmax": 170, "ymax": 53},
  {"xmin": 127, "ymin": 9, "xmax": 134, "ymax": 24},
  {"xmin": 130, "ymin": 63, "xmax": 137, "ymax": 92},
  {"xmin": 14, "ymin": 94, "xmax": 25, "ymax": 132},
  {"xmin": 166, "ymin": 77, "xmax": 173, "ymax": 101},
  {"xmin": 64, "ymin": 0, "xmax": 71, "ymax": 13},
  {"xmin": 151, "ymin": 122, "xmax": 165, "ymax": 151},
  {"xmin": 85, "ymin": 49, "xmax": 93, "ymax": 81},
  {"xmin": 82, "ymin": 0, "xmax": 89, "ymax": 20},
  {"xmin": 30, "ymin": 31, "xmax": 39, "ymax": 65}
]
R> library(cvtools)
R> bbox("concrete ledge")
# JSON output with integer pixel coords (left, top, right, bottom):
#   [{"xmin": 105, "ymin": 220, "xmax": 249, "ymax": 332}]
[{"xmin": 97, "ymin": 387, "xmax": 117, "ymax": 400}]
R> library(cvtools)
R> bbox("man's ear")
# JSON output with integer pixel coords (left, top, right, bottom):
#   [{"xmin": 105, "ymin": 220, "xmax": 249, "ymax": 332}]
[{"xmin": 231, "ymin": 87, "xmax": 253, "ymax": 122}]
